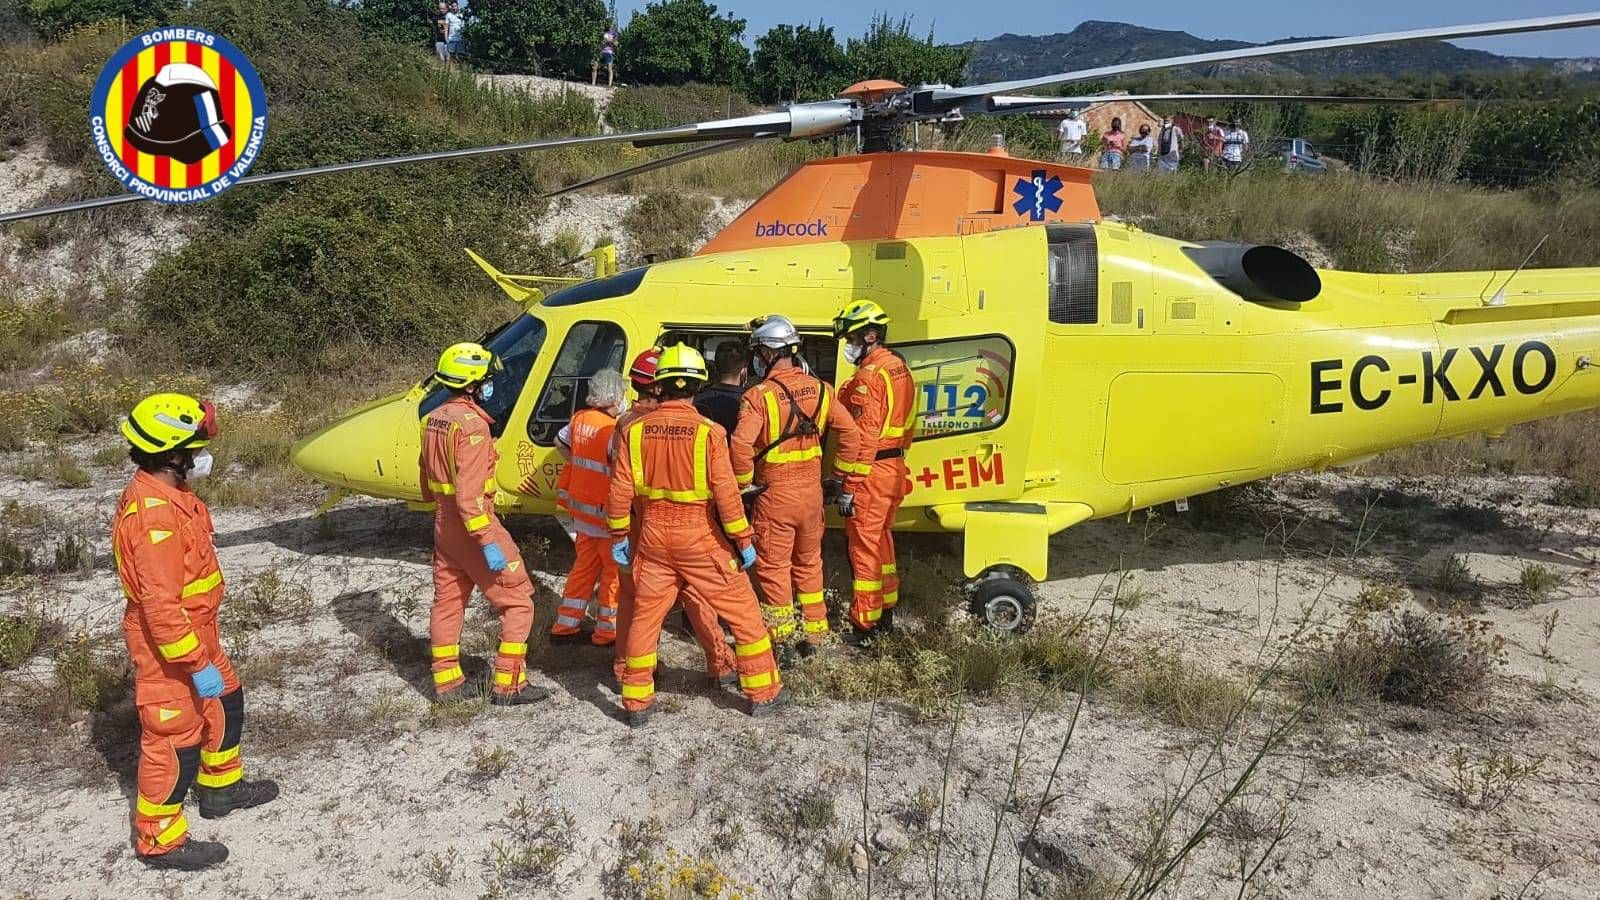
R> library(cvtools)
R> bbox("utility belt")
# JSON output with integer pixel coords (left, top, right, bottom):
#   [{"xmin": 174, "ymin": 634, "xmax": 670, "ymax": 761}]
[{"xmin": 874, "ymin": 448, "xmax": 904, "ymax": 461}]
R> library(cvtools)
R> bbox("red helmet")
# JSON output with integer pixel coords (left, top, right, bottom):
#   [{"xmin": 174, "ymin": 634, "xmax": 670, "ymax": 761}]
[{"xmin": 628, "ymin": 347, "xmax": 661, "ymax": 388}]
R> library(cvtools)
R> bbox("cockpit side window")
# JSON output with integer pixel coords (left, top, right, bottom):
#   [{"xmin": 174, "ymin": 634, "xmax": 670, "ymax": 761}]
[
  {"xmin": 419, "ymin": 314, "xmax": 548, "ymax": 438},
  {"xmin": 527, "ymin": 321, "xmax": 628, "ymax": 446}
]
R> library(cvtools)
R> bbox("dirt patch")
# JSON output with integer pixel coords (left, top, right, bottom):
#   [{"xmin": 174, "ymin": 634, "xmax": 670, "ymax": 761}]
[{"xmin": 2, "ymin": 461, "xmax": 1598, "ymax": 897}]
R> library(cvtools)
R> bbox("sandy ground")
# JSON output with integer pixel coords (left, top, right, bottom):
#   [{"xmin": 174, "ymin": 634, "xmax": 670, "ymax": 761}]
[{"xmin": 2, "ymin": 438, "xmax": 1599, "ymax": 898}]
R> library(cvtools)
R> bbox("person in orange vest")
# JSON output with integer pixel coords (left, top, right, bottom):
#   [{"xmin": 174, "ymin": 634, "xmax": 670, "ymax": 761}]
[
  {"xmin": 606, "ymin": 344, "xmax": 786, "ymax": 725},
  {"xmin": 609, "ymin": 348, "xmax": 739, "ymax": 688},
  {"xmin": 551, "ymin": 368, "xmax": 628, "ymax": 646},
  {"xmin": 420, "ymin": 342, "xmax": 550, "ymax": 705},
  {"xmin": 114, "ymin": 393, "xmax": 279, "ymax": 870},
  {"xmin": 731, "ymin": 315, "xmax": 864, "ymax": 657},
  {"xmin": 832, "ymin": 300, "xmax": 917, "ymax": 644}
]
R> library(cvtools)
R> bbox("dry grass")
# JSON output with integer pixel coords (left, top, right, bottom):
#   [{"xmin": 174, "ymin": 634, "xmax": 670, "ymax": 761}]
[
  {"xmin": 1117, "ymin": 651, "xmax": 1249, "ymax": 733},
  {"xmin": 1292, "ymin": 608, "xmax": 1504, "ymax": 710}
]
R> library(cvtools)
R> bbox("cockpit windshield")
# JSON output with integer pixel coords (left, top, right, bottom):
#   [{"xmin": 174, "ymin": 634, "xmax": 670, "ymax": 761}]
[{"xmin": 419, "ymin": 313, "xmax": 548, "ymax": 436}]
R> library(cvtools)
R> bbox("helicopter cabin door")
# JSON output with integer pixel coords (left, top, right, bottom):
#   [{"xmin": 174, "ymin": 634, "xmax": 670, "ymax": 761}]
[{"xmin": 856, "ymin": 236, "xmax": 1034, "ymax": 575}]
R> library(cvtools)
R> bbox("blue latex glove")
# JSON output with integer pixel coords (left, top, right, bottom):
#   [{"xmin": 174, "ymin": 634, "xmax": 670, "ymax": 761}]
[
  {"xmin": 739, "ymin": 544, "xmax": 757, "ymax": 570},
  {"xmin": 191, "ymin": 663, "xmax": 224, "ymax": 699},
  {"xmin": 483, "ymin": 543, "xmax": 508, "ymax": 572},
  {"xmin": 612, "ymin": 538, "xmax": 631, "ymax": 566}
]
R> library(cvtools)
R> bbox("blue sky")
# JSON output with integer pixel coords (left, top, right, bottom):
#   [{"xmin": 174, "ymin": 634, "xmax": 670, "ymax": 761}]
[{"xmin": 612, "ymin": 1, "xmax": 1600, "ymax": 60}]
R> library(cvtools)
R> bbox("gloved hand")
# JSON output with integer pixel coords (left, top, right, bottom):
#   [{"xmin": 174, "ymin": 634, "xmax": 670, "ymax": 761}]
[
  {"xmin": 612, "ymin": 537, "xmax": 632, "ymax": 567},
  {"xmin": 191, "ymin": 663, "xmax": 224, "ymax": 699},
  {"xmin": 821, "ymin": 478, "xmax": 842, "ymax": 505},
  {"xmin": 483, "ymin": 543, "xmax": 508, "ymax": 572},
  {"xmin": 738, "ymin": 543, "xmax": 757, "ymax": 570},
  {"xmin": 837, "ymin": 492, "xmax": 856, "ymax": 518}
]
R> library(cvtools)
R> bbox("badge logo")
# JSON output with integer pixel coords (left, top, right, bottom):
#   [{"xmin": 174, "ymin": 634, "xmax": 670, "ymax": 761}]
[
  {"xmin": 89, "ymin": 27, "xmax": 268, "ymax": 205},
  {"xmin": 1011, "ymin": 169, "xmax": 1063, "ymax": 222}
]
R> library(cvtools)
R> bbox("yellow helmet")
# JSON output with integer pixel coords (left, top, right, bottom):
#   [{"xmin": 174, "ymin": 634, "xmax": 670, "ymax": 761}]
[
  {"xmin": 833, "ymin": 299, "xmax": 891, "ymax": 338},
  {"xmin": 652, "ymin": 343, "xmax": 708, "ymax": 387},
  {"xmin": 435, "ymin": 342, "xmax": 495, "ymax": 389},
  {"xmin": 122, "ymin": 393, "xmax": 218, "ymax": 454}
]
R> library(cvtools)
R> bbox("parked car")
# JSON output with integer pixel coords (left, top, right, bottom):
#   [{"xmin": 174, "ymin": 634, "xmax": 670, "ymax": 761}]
[{"xmin": 1270, "ymin": 138, "xmax": 1327, "ymax": 175}]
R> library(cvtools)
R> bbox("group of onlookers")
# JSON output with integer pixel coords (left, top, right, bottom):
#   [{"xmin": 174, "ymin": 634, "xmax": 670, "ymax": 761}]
[
  {"xmin": 431, "ymin": 0, "xmax": 469, "ymax": 66},
  {"xmin": 1058, "ymin": 110, "xmax": 1251, "ymax": 172}
]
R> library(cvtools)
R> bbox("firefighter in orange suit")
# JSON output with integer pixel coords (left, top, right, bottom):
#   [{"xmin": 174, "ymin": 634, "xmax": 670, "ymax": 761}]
[
  {"xmin": 732, "ymin": 315, "xmax": 864, "ymax": 656},
  {"xmin": 606, "ymin": 344, "xmax": 786, "ymax": 726},
  {"xmin": 114, "ymin": 393, "xmax": 278, "ymax": 870},
  {"xmin": 832, "ymin": 301, "xmax": 917, "ymax": 643},
  {"xmin": 551, "ymin": 368, "xmax": 628, "ymax": 646},
  {"xmin": 419, "ymin": 342, "xmax": 549, "ymax": 705},
  {"xmin": 610, "ymin": 348, "xmax": 738, "ymax": 686}
]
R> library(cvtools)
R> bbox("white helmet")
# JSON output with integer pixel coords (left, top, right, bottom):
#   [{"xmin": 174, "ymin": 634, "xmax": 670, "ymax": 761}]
[{"xmin": 749, "ymin": 314, "xmax": 801, "ymax": 350}]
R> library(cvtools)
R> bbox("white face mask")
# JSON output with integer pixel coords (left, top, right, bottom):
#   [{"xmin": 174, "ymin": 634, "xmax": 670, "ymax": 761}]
[
  {"xmin": 843, "ymin": 342, "xmax": 865, "ymax": 364},
  {"xmin": 187, "ymin": 450, "xmax": 214, "ymax": 480}
]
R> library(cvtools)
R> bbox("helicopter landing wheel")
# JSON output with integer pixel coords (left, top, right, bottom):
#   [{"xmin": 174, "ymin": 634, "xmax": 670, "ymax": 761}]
[{"xmin": 967, "ymin": 567, "xmax": 1037, "ymax": 635}]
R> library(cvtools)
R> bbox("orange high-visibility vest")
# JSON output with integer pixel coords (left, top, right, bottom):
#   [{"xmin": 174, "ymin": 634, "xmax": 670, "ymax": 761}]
[{"xmin": 558, "ymin": 407, "xmax": 616, "ymax": 532}]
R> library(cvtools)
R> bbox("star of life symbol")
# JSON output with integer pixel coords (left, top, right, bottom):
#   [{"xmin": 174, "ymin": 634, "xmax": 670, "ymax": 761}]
[{"xmin": 1011, "ymin": 169, "xmax": 1063, "ymax": 222}]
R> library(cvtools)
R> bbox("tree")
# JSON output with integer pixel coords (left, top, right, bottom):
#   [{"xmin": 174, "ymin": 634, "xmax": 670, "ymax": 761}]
[
  {"xmin": 464, "ymin": 0, "xmax": 607, "ymax": 78},
  {"xmin": 24, "ymin": 0, "xmax": 174, "ymax": 35},
  {"xmin": 751, "ymin": 22, "xmax": 847, "ymax": 103},
  {"xmin": 619, "ymin": 0, "xmax": 747, "ymax": 88},
  {"xmin": 347, "ymin": 0, "xmax": 432, "ymax": 46},
  {"xmin": 842, "ymin": 14, "xmax": 968, "ymax": 89}
]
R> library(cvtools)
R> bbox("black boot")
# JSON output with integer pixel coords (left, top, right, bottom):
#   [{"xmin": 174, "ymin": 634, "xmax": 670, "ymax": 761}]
[
  {"xmin": 748, "ymin": 690, "xmax": 791, "ymax": 718},
  {"xmin": 490, "ymin": 684, "xmax": 553, "ymax": 706},
  {"xmin": 840, "ymin": 628, "xmax": 879, "ymax": 651},
  {"xmin": 139, "ymin": 839, "xmax": 229, "ymax": 871},
  {"xmin": 795, "ymin": 640, "xmax": 820, "ymax": 659},
  {"xmin": 879, "ymin": 608, "xmax": 896, "ymax": 634},
  {"xmin": 197, "ymin": 779, "xmax": 280, "ymax": 820},
  {"xmin": 713, "ymin": 670, "xmax": 739, "ymax": 689},
  {"xmin": 628, "ymin": 707, "xmax": 654, "ymax": 728}
]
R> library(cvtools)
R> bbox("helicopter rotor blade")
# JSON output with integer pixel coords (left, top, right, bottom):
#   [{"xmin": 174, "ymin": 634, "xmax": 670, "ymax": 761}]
[
  {"xmin": 917, "ymin": 12, "xmax": 1600, "ymax": 112},
  {"xmin": 542, "ymin": 136, "xmax": 777, "ymax": 199},
  {"xmin": 980, "ymin": 93, "xmax": 1434, "ymax": 115},
  {"xmin": 0, "ymin": 102, "xmax": 857, "ymax": 225}
]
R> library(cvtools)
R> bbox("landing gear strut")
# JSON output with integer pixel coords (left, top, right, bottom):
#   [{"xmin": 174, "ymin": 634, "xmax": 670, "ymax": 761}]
[{"xmin": 965, "ymin": 566, "xmax": 1037, "ymax": 635}]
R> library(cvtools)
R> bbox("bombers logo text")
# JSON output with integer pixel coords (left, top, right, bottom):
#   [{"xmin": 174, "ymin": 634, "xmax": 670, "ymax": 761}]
[
  {"xmin": 89, "ymin": 27, "xmax": 268, "ymax": 205},
  {"xmin": 1309, "ymin": 340, "xmax": 1558, "ymax": 414}
]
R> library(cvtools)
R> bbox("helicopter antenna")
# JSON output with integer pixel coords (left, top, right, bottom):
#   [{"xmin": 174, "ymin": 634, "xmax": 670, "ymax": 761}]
[{"xmin": 1481, "ymin": 234, "xmax": 1548, "ymax": 307}]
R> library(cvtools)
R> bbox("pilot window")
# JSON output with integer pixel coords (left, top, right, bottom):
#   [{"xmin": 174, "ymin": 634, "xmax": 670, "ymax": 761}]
[
  {"xmin": 899, "ymin": 335, "xmax": 1015, "ymax": 440},
  {"xmin": 527, "ymin": 321, "xmax": 628, "ymax": 446},
  {"xmin": 418, "ymin": 313, "xmax": 548, "ymax": 438},
  {"xmin": 656, "ymin": 327, "xmax": 839, "ymax": 387}
]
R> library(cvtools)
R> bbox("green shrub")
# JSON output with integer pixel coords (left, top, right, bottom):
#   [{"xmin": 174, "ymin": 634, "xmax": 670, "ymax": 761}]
[
  {"xmin": 53, "ymin": 635, "xmax": 129, "ymax": 712},
  {"xmin": 607, "ymin": 83, "xmax": 755, "ymax": 133},
  {"xmin": 1118, "ymin": 650, "xmax": 1246, "ymax": 732},
  {"xmin": 0, "ymin": 607, "xmax": 60, "ymax": 668},
  {"xmin": 1550, "ymin": 480, "xmax": 1600, "ymax": 508},
  {"xmin": 0, "ymin": 299, "xmax": 72, "ymax": 372},
  {"xmin": 1293, "ymin": 609, "xmax": 1503, "ymax": 710},
  {"xmin": 622, "ymin": 191, "xmax": 712, "ymax": 261}
]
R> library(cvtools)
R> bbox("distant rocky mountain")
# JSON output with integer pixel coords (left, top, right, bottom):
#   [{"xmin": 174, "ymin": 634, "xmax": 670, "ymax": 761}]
[{"xmin": 965, "ymin": 20, "xmax": 1588, "ymax": 82}]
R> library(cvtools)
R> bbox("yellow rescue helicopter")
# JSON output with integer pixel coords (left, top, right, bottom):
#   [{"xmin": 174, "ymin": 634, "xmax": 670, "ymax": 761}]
[{"xmin": 8, "ymin": 13, "xmax": 1600, "ymax": 632}]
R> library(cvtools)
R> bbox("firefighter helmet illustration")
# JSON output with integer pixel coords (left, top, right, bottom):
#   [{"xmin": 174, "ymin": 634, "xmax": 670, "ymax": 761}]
[
  {"xmin": 124, "ymin": 63, "xmax": 231, "ymax": 165},
  {"xmin": 87, "ymin": 26, "xmax": 269, "ymax": 205}
]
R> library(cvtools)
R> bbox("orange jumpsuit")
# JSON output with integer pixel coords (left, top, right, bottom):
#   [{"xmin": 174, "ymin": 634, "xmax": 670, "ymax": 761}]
[
  {"xmin": 837, "ymin": 346, "xmax": 917, "ymax": 630},
  {"xmin": 731, "ymin": 365, "xmax": 863, "ymax": 645},
  {"xmin": 606, "ymin": 399, "xmax": 781, "ymax": 712},
  {"xmin": 610, "ymin": 398, "xmax": 735, "ymax": 682},
  {"xmin": 419, "ymin": 395, "xmax": 535, "ymax": 697},
  {"xmin": 113, "ymin": 470, "xmax": 244, "ymax": 857},
  {"xmin": 553, "ymin": 406, "xmax": 621, "ymax": 645}
]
